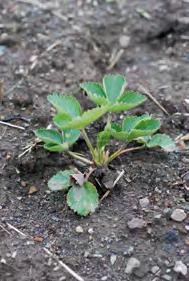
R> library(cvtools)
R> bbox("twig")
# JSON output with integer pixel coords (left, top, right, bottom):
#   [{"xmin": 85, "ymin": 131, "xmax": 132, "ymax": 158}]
[
  {"xmin": 107, "ymin": 49, "xmax": 124, "ymax": 70},
  {"xmin": 68, "ymin": 151, "xmax": 93, "ymax": 165},
  {"xmin": 100, "ymin": 190, "xmax": 110, "ymax": 203},
  {"xmin": 113, "ymin": 169, "xmax": 125, "ymax": 187},
  {"xmin": 30, "ymin": 40, "xmax": 61, "ymax": 70},
  {"xmin": 0, "ymin": 224, "xmax": 12, "ymax": 235},
  {"xmin": 18, "ymin": 0, "xmax": 67, "ymax": 21},
  {"xmin": 138, "ymin": 84, "xmax": 169, "ymax": 115},
  {"xmin": 6, "ymin": 223, "xmax": 27, "ymax": 237},
  {"xmin": 18, "ymin": 141, "xmax": 39, "ymax": 158},
  {"xmin": 5, "ymin": 222, "xmax": 85, "ymax": 280},
  {"xmin": 0, "ymin": 121, "xmax": 25, "ymax": 130},
  {"xmin": 43, "ymin": 248, "xmax": 85, "ymax": 281},
  {"xmin": 0, "ymin": 80, "xmax": 4, "ymax": 102}
]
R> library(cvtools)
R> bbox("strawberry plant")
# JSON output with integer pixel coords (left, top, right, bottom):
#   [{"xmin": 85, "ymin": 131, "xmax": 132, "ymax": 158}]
[{"xmin": 35, "ymin": 74, "xmax": 174, "ymax": 216}]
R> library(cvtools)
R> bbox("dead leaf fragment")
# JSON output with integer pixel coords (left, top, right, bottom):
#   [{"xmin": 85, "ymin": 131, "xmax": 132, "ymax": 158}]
[
  {"xmin": 33, "ymin": 236, "xmax": 44, "ymax": 242},
  {"xmin": 0, "ymin": 81, "xmax": 4, "ymax": 102},
  {"xmin": 28, "ymin": 186, "xmax": 38, "ymax": 194}
]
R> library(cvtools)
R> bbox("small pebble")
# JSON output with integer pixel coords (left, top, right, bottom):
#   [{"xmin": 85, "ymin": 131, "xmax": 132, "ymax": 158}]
[
  {"xmin": 171, "ymin": 209, "xmax": 187, "ymax": 222},
  {"xmin": 123, "ymin": 246, "xmax": 134, "ymax": 256},
  {"xmin": 125, "ymin": 257, "xmax": 141, "ymax": 274},
  {"xmin": 139, "ymin": 197, "xmax": 150, "ymax": 208},
  {"xmin": 185, "ymin": 225, "xmax": 189, "ymax": 231},
  {"xmin": 173, "ymin": 260, "xmax": 187, "ymax": 276},
  {"xmin": 127, "ymin": 218, "xmax": 146, "ymax": 230},
  {"xmin": 162, "ymin": 274, "xmax": 172, "ymax": 281},
  {"xmin": 101, "ymin": 276, "xmax": 108, "ymax": 281},
  {"xmin": 151, "ymin": 265, "xmax": 160, "ymax": 275},
  {"xmin": 110, "ymin": 254, "xmax": 117, "ymax": 265},
  {"xmin": 75, "ymin": 226, "xmax": 84, "ymax": 233},
  {"xmin": 119, "ymin": 35, "xmax": 130, "ymax": 48},
  {"xmin": 164, "ymin": 229, "xmax": 179, "ymax": 243},
  {"xmin": 88, "ymin": 228, "xmax": 94, "ymax": 234}
]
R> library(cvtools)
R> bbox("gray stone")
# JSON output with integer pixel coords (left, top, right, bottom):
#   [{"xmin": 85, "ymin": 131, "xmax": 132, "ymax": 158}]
[
  {"xmin": 139, "ymin": 197, "xmax": 150, "ymax": 208},
  {"xmin": 134, "ymin": 263, "xmax": 149, "ymax": 278},
  {"xmin": 123, "ymin": 246, "xmax": 134, "ymax": 256},
  {"xmin": 125, "ymin": 257, "xmax": 141, "ymax": 274},
  {"xmin": 162, "ymin": 274, "xmax": 172, "ymax": 281},
  {"xmin": 110, "ymin": 254, "xmax": 117, "ymax": 265},
  {"xmin": 151, "ymin": 265, "xmax": 160, "ymax": 275},
  {"xmin": 173, "ymin": 260, "xmax": 187, "ymax": 276},
  {"xmin": 153, "ymin": 213, "xmax": 162, "ymax": 223},
  {"xmin": 119, "ymin": 35, "xmax": 130, "ymax": 48},
  {"xmin": 127, "ymin": 218, "xmax": 146, "ymax": 230},
  {"xmin": 75, "ymin": 226, "xmax": 84, "ymax": 233},
  {"xmin": 171, "ymin": 209, "xmax": 187, "ymax": 222}
]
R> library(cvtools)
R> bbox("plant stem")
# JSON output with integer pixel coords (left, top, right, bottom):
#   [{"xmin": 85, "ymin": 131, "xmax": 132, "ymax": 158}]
[
  {"xmin": 81, "ymin": 129, "xmax": 95, "ymax": 158},
  {"xmin": 107, "ymin": 145, "xmax": 145, "ymax": 164},
  {"xmin": 68, "ymin": 151, "xmax": 93, "ymax": 165}
]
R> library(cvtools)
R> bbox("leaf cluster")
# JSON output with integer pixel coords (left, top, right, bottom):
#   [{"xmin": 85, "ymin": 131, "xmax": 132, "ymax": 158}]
[{"xmin": 34, "ymin": 74, "xmax": 175, "ymax": 215}]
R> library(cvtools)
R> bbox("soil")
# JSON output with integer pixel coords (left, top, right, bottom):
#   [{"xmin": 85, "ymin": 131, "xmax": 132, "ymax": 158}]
[{"xmin": 0, "ymin": 0, "xmax": 189, "ymax": 280}]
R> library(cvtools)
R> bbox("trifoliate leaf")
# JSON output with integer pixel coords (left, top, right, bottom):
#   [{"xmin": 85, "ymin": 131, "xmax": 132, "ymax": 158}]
[
  {"xmin": 122, "ymin": 114, "xmax": 150, "ymax": 132},
  {"xmin": 64, "ymin": 129, "xmax": 80, "ymax": 144},
  {"xmin": 80, "ymin": 82, "xmax": 107, "ymax": 106},
  {"xmin": 35, "ymin": 129, "xmax": 63, "ymax": 144},
  {"xmin": 118, "ymin": 90, "xmax": 146, "ymax": 104},
  {"xmin": 97, "ymin": 130, "xmax": 111, "ymax": 149},
  {"xmin": 48, "ymin": 93, "xmax": 82, "ymax": 117},
  {"xmin": 58, "ymin": 106, "xmax": 108, "ymax": 129},
  {"xmin": 53, "ymin": 113, "xmax": 72, "ymax": 129},
  {"xmin": 127, "ymin": 119, "xmax": 161, "ymax": 140},
  {"xmin": 48, "ymin": 170, "xmax": 74, "ymax": 191},
  {"xmin": 103, "ymin": 74, "xmax": 126, "ymax": 103},
  {"xmin": 146, "ymin": 134, "xmax": 175, "ymax": 151},
  {"xmin": 108, "ymin": 91, "xmax": 146, "ymax": 112},
  {"xmin": 43, "ymin": 142, "xmax": 69, "ymax": 152},
  {"xmin": 67, "ymin": 181, "xmax": 99, "ymax": 216}
]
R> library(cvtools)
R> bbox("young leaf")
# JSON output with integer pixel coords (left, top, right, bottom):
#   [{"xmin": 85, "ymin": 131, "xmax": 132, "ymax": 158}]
[
  {"xmin": 64, "ymin": 129, "xmax": 80, "ymax": 144},
  {"xmin": 122, "ymin": 114, "xmax": 150, "ymax": 132},
  {"xmin": 108, "ymin": 91, "xmax": 147, "ymax": 112},
  {"xmin": 67, "ymin": 181, "xmax": 99, "ymax": 216},
  {"xmin": 43, "ymin": 142, "xmax": 69, "ymax": 152},
  {"xmin": 103, "ymin": 74, "xmax": 126, "ymax": 103},
  {"xmin": 53, "ymin": 113, "xmax": 72, "ymax": 129},
  {"xmin": 97, "ymin": 130, "xmax": 111, "ymax": 149},
  {"xmin": 127, "ymin": 119, "xmax": 161, "ymax": 140},
  {"xmin": 48, "ymin": 170, "xmax": 74, "ymax": 191},
  {"xmin": 58, "ymin": 106, "xmax": 108, "ymax": 130},
  {"xmin": 48, "ymin": 93, "xmax": 82, "ymax": 117},
  {"xmin": 35, "ymin": 129, "xmax": 63, "ymax": 144},
  {"xmin": 146, "ymin": 134, "xmax": 175, "ymax": 151},
  {"xmin": 80, "ymin": 82, "xmax": 107, "ymax": 106}
]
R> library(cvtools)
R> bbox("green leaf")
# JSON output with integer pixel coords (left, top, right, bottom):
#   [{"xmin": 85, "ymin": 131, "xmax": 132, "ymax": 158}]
[
  {"xmin": 146, "ymin": 134, "xmax": 175, "ymax": 151},
  {"xmin": 103, "ymin": 74, "xmax": 126, "ymax": 103},
  {"xmin": 64, "ymin": 129, "xmax": 80, "ymax": 144},
  {"xmin": 122, "ymin": 114, "xmax": 150, "ymax": 132},
  {"xmin": 35, "ymin": 129, "xmax": 63, "ymax": 144},
  {"xmin": 80, "ymin": 82, "xmax": 107, "ymax": 106},
  {"xmin": 59, "ymin": 106, "xmax": 108, "ymax": 129},
  {"xmin": 97, "ymin": 130, "xmax": 111, "ymax": 149},
  {"xmin": 67, "ymin": 181, "xmax": 99, "ymax": 216},
  {"xmin": 48, "ymin": 170, "xmax": 74, "ymax": 191},
  {"xmin": 127, "ymin": 119, "xmax": 161, "ymax": 140},
  {"xmin": 53, "ymin": 113, "xmax": 72, "ymax": 129},
  {"xmin": 48, "ymin": 93, "xmax": 82, "ymax": 117},
  {"xmin": 118, "ymin": 90, "xmax": 146, "ymax": 104},
  {"xmin": 108, "ymin": 91, "xmax": 146, "ymax": 112},
  {"xmin": 43, "ymin": 142, "xmax": 69, "ymax": 152}
]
